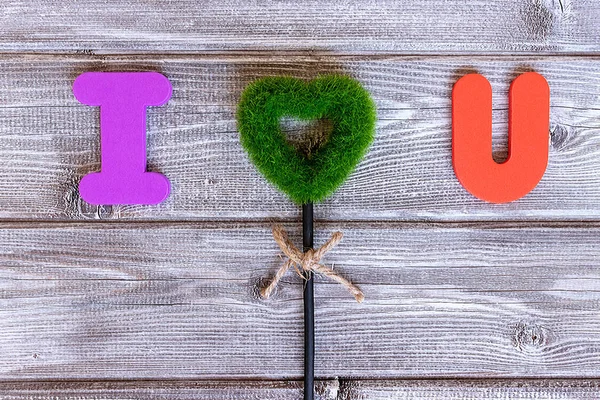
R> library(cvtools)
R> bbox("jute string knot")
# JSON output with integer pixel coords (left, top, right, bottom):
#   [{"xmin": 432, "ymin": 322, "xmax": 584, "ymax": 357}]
[{"xmin": 260, "ymin": 225, "xmax": 364, "ymax": 303}]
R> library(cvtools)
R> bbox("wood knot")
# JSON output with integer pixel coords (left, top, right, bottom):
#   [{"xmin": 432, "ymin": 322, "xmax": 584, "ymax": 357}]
[
  {"xmin": 512, "ymin": 321, "xmax": 552, "ymax": 352},
  {"xmin": 550, "ymin": 124, "xmax": 571, "ymax": 151},
  {"xmin": 61, "ymin": 178, "xmax": 115, "ymax": 219},
  {"xmin": 521, "ymin": 0, "xmax": 557, "ymax": 41}
]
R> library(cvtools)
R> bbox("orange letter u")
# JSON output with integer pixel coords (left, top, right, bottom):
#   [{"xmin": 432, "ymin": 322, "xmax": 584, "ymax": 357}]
[{"xmin": 452, "ymin": 72, "xmax": 550, "ymax": 203}]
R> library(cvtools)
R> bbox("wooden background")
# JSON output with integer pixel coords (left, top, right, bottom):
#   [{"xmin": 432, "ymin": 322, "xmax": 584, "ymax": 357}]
[{"xmin": 2, "ymin": 0, "xmax": 600, "ymax": 398}]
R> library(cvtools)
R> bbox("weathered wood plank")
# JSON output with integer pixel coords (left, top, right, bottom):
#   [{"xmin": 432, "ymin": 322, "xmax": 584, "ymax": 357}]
[
  {"xmin": 338, "ymin": 379, "xmax": 600, "ymax": 399},
  {"xmin": 0, "ymin": 380, "xmax": 338, "ymax": 399},
  {"xmin": 1, "ymin": 56, "xmax": 600, "ymax": 220},
  {"xmin": 0, "ymin": 0, "xmax": 598, "ymax": 54},
  {"xmin": 1, "ymin": 222, "xmax": 600, "ymax": 379},
  {"xmin": 0, "ymin": 379, "xmax": 597, "ymax": 399}
]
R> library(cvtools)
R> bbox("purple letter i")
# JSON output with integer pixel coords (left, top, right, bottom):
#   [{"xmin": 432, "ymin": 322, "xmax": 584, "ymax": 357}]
[{"xmin": 73, "ymin": 72, "xmax": 172, "ymax": 205}]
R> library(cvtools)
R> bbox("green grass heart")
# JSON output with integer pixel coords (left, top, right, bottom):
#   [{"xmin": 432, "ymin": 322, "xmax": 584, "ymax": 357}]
[{"xmin": 237, "ymin": 75, "xmax": 376, "ymax": 204}]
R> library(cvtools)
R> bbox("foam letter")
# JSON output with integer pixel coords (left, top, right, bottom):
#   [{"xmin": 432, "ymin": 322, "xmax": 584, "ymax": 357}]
[
  {"xmin": 452, "ymin": 72, "xmax": 550, "ymax": 203},
  {"xmin": 73, "ymin": 72, "xmax": 171, "ymax": 205}
]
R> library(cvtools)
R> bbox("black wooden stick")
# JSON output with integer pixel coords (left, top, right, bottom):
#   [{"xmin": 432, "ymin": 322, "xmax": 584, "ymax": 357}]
[{"xmin": 302, "ymin": 202, "xmax": 314, "ymax": 400}]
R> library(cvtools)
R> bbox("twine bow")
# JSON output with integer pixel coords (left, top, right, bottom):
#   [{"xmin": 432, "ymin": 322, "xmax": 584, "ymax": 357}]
[{"xmin": 260, "ymin": 225, "xmax": 364, "ymax": 303}]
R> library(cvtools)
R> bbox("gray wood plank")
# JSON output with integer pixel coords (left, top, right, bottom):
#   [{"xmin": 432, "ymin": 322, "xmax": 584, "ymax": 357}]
[
  {"xmin": 0, "ymin": 380, "xmax": 338, "ymax": 399},
  {"xmin": 1, "ymin": 222, "xmax": 600, "ymax": 379},
  {"xmin": 339, "ymin": 379, "xmax": 600, "ymax": 399},
  {"xmin": 1, "ymin": 55, "xmax": 600, "ymax": 220},
  {"xmin": 1, "ymin": 0, "xmax": 599, "ymax": 54},
  {"xmin": 0, "ymin": 379, "xmax": 597, "ymax": 399}
]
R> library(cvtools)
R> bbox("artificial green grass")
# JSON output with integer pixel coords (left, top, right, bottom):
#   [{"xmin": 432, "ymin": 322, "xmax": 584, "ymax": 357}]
[{"xmin": 237, "ymin": 75, "xmax": 377, "ymax": 205}]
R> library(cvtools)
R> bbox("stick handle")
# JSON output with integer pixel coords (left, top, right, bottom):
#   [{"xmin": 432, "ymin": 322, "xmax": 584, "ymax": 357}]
[{"xmin": 303, "ymin": 203, "xmax": 314, "ymax": 400}]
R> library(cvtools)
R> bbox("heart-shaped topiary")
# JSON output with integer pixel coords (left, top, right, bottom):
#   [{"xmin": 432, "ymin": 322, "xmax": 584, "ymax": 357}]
[{"xmin": 237, "ymin": 75, "xmax": 377, "ymax": 204}]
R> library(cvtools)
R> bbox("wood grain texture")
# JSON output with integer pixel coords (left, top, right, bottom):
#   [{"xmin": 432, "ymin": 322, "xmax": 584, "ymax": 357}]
[
  {"xmin": 5, "ymin": 0, "xmax": 600, "ymax": 397},
  {"xmin": 0, "ymin": 380, "xmax": 338, "ymax": 400},
  {"xmin": 0, "ymin": 379, "xmax": 598, "ymax": 399},
  {"xmin": 1, "ymin": 222, "xmax": 600, "ymax": 379},
  {"xmin": 0, "ymin": 0, "xmax": 598, "ymax": 54},
  {"xmin": 1, "ymin": 55, "xmax": 600, "ymax": 220},
  {"xmin": 338, "ymin": 379, "xmax": 600, "ymax": 399}
]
